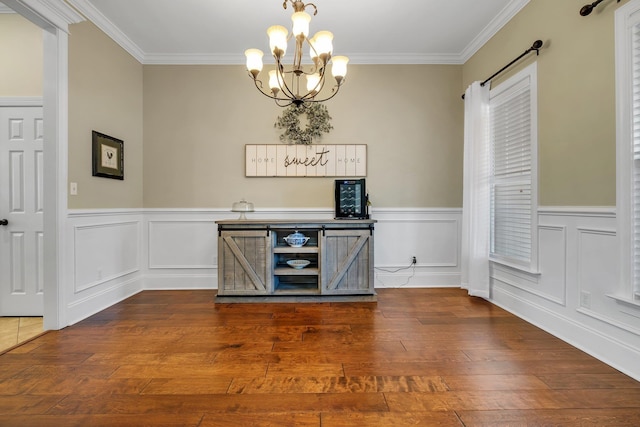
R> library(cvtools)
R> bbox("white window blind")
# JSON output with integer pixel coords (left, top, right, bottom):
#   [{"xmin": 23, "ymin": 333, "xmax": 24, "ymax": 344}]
[
  {"xmin": 632, "ymin": 21, "xmax": 640, "ymax": 295},
  {"xmin": 489, "ymin": 65, "xmax": 537, "ymax": 270},
  {"xmin": 616, "ymin": 0, "xmax": 640, "ymax": 299}
]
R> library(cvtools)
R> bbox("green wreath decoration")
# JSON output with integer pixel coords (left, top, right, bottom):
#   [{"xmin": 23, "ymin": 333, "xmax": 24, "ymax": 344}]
[{"xmin": 274, "ymin": 102, "xmax": 333, "ymax": 145}]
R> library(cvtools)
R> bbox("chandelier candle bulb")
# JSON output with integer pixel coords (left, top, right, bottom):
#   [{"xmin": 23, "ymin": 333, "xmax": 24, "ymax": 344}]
[
  {"xmin": 309, "ymin": 35, "xmax": 319, "ymax": 62},
  {"xmin": 267, "ymin": 25, "xmax": 288, "ymax": 58},
  {"xmin": 312, "ymin": 31, "xmax": 333, "ymax": 62},
  {"xmin": 306, "ymin": 73, "xmax": 321, "ymax": 94},
  {"xmin": 331, "ymin": 56, "xmax": 349, "ymax": 82},
  {"xmin": 291, "ymin": 11, "xmax": 311, "ymax": 38},
  {"xmin": 268, "ymin": 70, "xmax": 281, "ymax": 95},
  {"xmin": 244, "ymin": 49, "xmax": 264, "ymax": 77}
]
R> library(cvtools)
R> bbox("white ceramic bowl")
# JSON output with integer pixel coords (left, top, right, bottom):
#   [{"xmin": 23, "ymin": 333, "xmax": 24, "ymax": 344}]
[
  {"xmin": 283, "ymin": 232, "xmax": 310, "ymax": 247},
  {"xmin": 286, "ymin": 259, "xmax": 310, "ymax": 269}
]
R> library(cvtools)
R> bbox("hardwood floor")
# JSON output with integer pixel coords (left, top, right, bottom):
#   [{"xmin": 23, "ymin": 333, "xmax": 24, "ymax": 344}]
[
  {"xmin": 0, "ymin": 317, "xmax": 43, "ymax": 353},
  {"xmin": 0, "ymin": 288, "xmax": 639, "ymax": 426}
]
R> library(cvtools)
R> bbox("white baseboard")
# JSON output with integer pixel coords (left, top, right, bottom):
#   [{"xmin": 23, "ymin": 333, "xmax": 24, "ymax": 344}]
[
  {"xmin": 374, "ymin": 270, "xmax": 461, "ymax": 288},
  {"xmin": 65, "ymin": 275, "xmax": 143, "ymax": 326},
  {"xmin": 491, "ymin": 286, "xmax": 640, "ymax": 381},
  {"xmin": 143, "ymin": 274, "xmax": 217, "ymax": 290}
]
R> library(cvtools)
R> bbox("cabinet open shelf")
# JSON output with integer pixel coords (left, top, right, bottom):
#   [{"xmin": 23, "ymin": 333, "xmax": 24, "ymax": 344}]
[
  {"xmin": 272, "ymin": 228, "xmax": 320, "ymax": 290},
  {"xmin": 273, "ymin": 276, "xmax": 320, "ymax": 295},
  {"xmin": 274, "ymin": 267, "xmax": 319, "ymax": 276},
  {"xmin": 273, "ymin": 246, "xmax": 318, "ymax": 254}
]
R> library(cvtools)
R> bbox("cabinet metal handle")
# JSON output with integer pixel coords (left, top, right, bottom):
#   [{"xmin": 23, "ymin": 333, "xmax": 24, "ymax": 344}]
[{"xmin": 0, "ymin": 219, "xmax": 8, "ymax": 226}]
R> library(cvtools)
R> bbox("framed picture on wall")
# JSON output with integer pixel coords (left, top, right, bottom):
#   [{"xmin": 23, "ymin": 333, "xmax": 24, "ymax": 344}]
[{"xmin": 92, "ymin": 130, "xmax": 124, "ymax": 180}]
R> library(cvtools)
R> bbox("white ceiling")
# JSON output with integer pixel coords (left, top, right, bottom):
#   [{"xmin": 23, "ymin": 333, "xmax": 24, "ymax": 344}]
[{"xmin": 8, "ymin": 0, "xmax": 531, "ymax": 65}]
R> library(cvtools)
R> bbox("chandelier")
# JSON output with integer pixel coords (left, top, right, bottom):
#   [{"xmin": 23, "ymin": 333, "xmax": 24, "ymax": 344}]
[{"xmin": 244, "ymin": 0, "xmax": 349, "ymax": 107}]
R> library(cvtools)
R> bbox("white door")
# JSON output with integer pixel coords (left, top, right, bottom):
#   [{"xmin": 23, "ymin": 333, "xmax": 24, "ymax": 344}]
[{"xmin": 0, "ymin": 105, "xmax": 44, "ymax": 316}]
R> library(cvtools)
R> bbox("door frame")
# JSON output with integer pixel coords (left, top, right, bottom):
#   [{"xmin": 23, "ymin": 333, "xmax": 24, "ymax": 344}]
[{"xmin": 2, "ymin": 0, "xmax": 84, "ymax": 330}]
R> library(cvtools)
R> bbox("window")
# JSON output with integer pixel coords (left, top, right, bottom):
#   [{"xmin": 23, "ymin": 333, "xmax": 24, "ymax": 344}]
[
  {"xmin": 489, "ymin": 63, "xmax": 538, "ymax": 272},
  {"xmin": 616, "ymin": 0, "xmax": 640, "ymax": 298}
]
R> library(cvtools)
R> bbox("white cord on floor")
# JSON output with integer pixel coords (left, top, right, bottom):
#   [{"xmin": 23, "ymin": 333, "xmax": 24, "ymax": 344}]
[{"xmin": 374, "ymin": 262, "xmax": 416, "ymax": 287}]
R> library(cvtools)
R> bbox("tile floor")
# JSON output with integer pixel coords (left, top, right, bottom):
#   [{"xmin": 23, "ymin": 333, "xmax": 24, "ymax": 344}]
[{"xmin": 0, "ymin": 317, "xmax": 43, "ymax": 353}]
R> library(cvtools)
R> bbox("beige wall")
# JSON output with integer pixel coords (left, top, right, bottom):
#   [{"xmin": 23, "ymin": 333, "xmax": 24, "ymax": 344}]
[
  {"xmin": 143, "ymin": 64, "xmax": 463, "ymax": 208},
  {"xmin": 0, "ymin": 13, "xmax": 42, "ymax": 96},
  {"xmin": 68, "ymin": 21, "xmax": 144, "ymax": 209},
  {"xmin": 463, "ymin": 0, "xmax": 628, "ymax": 206},
  {"xmin": 6, "ymin": 1, "xmax": 627, "ymax": 209}
]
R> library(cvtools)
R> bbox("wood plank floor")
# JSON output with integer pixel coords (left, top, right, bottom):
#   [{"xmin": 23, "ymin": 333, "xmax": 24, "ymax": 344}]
[
  {"xmin": 0, "ymin": 317, "xmax": 43, "ymax": 353},
  {"xmin": 0, "ymin": 288, "xmax": 639, "ymax": 426}
]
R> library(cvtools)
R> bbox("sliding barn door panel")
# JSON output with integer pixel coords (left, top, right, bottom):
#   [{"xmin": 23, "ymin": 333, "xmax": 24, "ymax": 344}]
[
  {"xmin": 218, "ymin": 231, "xmax": 270, "ymax": 295},
  {"xmin": 322, "ymin": 230, "xmax": 374, "ymax": 294}
]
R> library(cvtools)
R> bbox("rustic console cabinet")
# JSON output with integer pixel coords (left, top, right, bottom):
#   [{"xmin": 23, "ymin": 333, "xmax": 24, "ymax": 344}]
[{"xmin": 216, "ymin": 219, "xmax": 376, "ymax": 301}]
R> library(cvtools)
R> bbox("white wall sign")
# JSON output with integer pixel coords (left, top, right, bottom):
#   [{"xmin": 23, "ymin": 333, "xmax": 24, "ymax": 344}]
[{"xmin": 245, "ymin": 144, "xmax": 367, "ymax": 177}]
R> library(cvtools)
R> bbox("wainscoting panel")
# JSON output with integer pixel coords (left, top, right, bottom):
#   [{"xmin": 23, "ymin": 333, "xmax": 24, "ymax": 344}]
[
  {"xmin": 576, "ymin": 227, "xmax": 617, "ymax": 310},
  {"xmin": 74, "ymin": 221, "xmax": 140, "ymax": 292},
  {"xmin": 143, "ymin": 210, "xmax": 229, "ymax": 290},
  {"xmin": 537, "ymin": 225, "xmax": 567, "ymax": 304},
  {"xmin": 371, "ymin": 208, "xmax": 462, "ymax": 288},
  {"xmin": 492, "ymin": 225, "xmax": 567, "ymax": 305},
  {"xmin": 148, "ymin": 220, "xmax": 218, "ymax": 269},
  {"xmin": 66, "ymin": 210, "xmax": 144, "ymax": 325}
]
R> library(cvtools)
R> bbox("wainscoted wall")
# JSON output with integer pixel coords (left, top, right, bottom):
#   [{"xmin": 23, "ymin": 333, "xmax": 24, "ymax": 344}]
[
  {"xmin": 490, "ymin": 207, "xmax": 640, "ymax": 381},
  {"xmin": 142, "ymin": 207, "xmax": 463, "ymax": 290},
  {"xmin": 65, "ymin": 207, "xmax": 463, "ymax": 323},
  {"xmin": 65, "ymin": 206, "xmax": 640, "ymax": 380}
]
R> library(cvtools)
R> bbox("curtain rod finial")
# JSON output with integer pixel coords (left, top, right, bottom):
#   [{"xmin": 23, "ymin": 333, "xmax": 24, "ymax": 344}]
[{"xmin": 580, "ymin": 4, "xmax": 594, "ymax": 16}]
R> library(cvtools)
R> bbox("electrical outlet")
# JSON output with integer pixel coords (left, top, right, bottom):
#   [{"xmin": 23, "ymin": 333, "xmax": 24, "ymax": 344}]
[
  {"xmin": 580, "ymin": 291, "xmax": 591, "ymax": 309},
  {"xmin": 412, "ymin": 256, "xmax": 417, "ymax": 265}
]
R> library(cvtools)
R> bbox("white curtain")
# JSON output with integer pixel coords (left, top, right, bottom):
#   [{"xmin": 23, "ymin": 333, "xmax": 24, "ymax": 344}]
[{"xmin": 461, "ymin": 81, "xmax": 491, "ymax": 298}]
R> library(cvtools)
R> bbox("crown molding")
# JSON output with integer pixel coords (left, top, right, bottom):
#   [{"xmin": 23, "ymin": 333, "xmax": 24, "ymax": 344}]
[
  {"xmin": 459, "ymin": 0, "xmax": 531, "ymax": 63},
  {"xmin": 65, "ymin": 0, "xmax": 145, "ymax": 62},
  {"xmin": 0, "ymin": 5, "xmax": 14, "ymax": 13},
  {"xmin": 2, "ymin": 0, "xmax": 84, "ymax": 31},
  {"xmin": 64, "ymin": 0, "xmax": 530, "ymax": 65},
  {"xmin": 342, "ymin": 53, "xmax": 464, "ymax": 65},
  {"xmin": 143, "ymin": 52, "xmax": 465, "ymax": 66},
  {"xmin": 143, "ymin": 53, "xmax": 242, "ymax": 65}
]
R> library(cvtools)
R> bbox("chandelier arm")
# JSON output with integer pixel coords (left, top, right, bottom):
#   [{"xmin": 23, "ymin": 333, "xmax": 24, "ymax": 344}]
[
  {"xmin": 274, "ymin": 98, "xmax": 293, "ymax": 107},
  {"xmin": 251, "ymin": 77, "xmax": 295, "ymax": 106},
  {"xmin": 272, "ymin": 59, "xmax": 296, "ymax": 99},
  {"xmin": 284, "ymin": 0, "xmax": 317, "ymax": 15},
  {"xmin": 305, "ymin": 2, "xmax": 318, "ymax": 15},
  {"xmin": 307, "ymin": 83, "xmax": 341, "ymax": 103},
  {"xmin": 293, "ymin": 36, "xmax": 304, "ymax": 71},
  {"xmin": 275, "ymin": 65, "xmax": 298, "ymax": 100},
  {"xmin": 251, "ymin": 78, "xmax": 280, "ymax": 100}
]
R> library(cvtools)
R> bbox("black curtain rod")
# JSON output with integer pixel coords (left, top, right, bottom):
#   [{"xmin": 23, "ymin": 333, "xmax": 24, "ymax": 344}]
[
  {"xmin": 580, "ymin": 0, "xmax": 620, "ymax": 16},
  {"xmin": 461, "ymin": 39, "xmax": 543, "ymax": 100}
]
